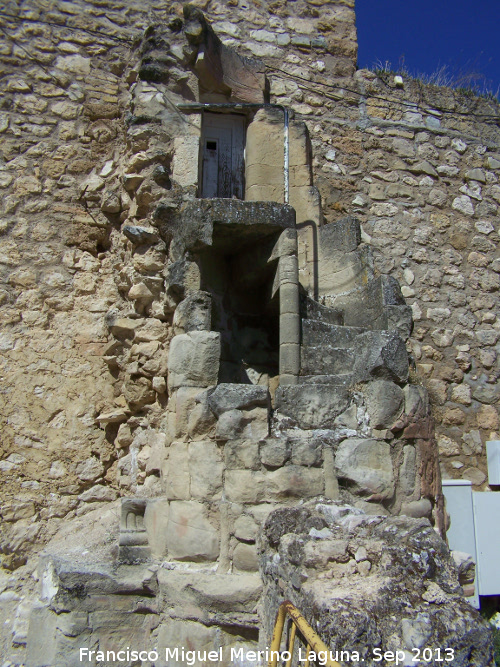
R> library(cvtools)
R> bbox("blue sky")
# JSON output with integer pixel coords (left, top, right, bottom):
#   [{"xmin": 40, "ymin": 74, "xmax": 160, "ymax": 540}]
[{"xmin": 356, "ymin": 0, "xmax": 500, "ymax": 96}]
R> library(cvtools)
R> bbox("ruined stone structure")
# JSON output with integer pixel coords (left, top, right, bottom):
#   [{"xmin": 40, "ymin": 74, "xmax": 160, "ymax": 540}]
[{"xmin": 0, "ymin": 0, "xmax": 499, "ymax": 664}]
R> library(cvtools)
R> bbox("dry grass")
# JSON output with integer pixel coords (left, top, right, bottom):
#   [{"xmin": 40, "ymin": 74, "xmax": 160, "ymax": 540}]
[{"xmin": 370, "ymin": 58, "xmax": 500, "ymax": 101}]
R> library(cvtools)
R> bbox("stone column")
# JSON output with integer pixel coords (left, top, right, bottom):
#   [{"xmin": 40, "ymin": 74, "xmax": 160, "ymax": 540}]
[
  {"xmin": 279, "ymin": 236, "xmax": 300, "ymax": 385},
  {"xmin": 118, "ymin": 498, "xmax": 150, "ymax": 563}
]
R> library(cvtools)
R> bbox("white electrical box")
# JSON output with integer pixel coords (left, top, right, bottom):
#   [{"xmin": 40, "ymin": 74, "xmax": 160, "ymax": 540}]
[
  {"xmin": 486, "ymin": 440, "xmax": 500, "ymax": 485},
  {"xmin": 444, "ymin": 477, "xmax": 500, "ymax": 600},
  {"xmin": 473, "ymin": 491, "xmax": 500, "ymax": 596},
  {"xmin": 442, "ymin": 479, "xmax": 479, "ymax": 607}
]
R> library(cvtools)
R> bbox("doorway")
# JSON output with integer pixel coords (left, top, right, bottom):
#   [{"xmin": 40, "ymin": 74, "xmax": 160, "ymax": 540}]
[{"xmin": 200, "ymin": 113, "xmax": 246, "ymax": 199}]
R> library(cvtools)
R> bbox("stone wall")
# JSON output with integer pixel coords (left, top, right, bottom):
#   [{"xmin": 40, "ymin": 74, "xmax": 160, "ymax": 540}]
[
  {"xmin": 193, "ymin": 0, "xmax": 500, "ymax": 487},
  {"xmin": 0, "ymin": 0, "xmax": 499, "ymax": 662},
  {"xmin": 260, "ymin": 502, "xmax": 493, "ymax": 667},
  {"xmin": 177, "ymin": 0, "xmax": 500, "ymax": 487},
  {"xmin": 0, "ymin": 0, "xmax": 360, "ymax": 571}
]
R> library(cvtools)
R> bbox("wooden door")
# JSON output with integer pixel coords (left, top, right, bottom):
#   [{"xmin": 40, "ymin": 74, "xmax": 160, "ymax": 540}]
[{"xmin": 201, "ymin": 113, "xmax": 245, "ymax": 199}]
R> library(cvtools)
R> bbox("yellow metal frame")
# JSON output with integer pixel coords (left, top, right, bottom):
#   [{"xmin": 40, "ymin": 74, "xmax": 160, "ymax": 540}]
[{"xmin": 267, "ymin": 600, "xmax": 342, "ymax": 667}]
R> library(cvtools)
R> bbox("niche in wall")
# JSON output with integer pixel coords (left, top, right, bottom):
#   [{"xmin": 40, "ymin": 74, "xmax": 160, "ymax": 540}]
[{"xmin": 197, "ymin": 222, "xmax": 281, "ymax": 384}]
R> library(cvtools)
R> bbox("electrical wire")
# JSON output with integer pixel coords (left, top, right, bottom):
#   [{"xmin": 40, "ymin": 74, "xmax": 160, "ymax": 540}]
[
  {"xmin": 0, "ymin": 9, "xmax": 139, "ymax": 44},
  {"xmin": 0, "ymin": 24, "xmax": 63, "ymax": 87},
  {"xmin": 0, "ymin": 24, "xmax": 123, "ymax": 88},
  {"xmin": 1, "ymin": 8, "xmax": 499, "ymax": 125},
  {"xmin": 268, "ymin": 65, "xmax": 500, "ymax": 123}
]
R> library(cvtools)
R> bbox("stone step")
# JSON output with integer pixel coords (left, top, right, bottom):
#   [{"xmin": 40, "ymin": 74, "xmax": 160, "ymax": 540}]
[
  {"xmin": 333, "ymin": 275, "xmax": 407, "ymax": 329},
  {"xmin": 298, "ymin": 373, "xmax": 353, "ymax": 387},
  {"xmin": 302, "ymin": 319, "xmax": 367, "ymax": 348},
  {"xmin": 300, "ymin": 293, "xmax": 343, "ymax": 325},
  {"xmin": 301, "ymin": 345, "xmax": 355, "ymax": 376},
  {"xmin": 319, "ymin": 215, "xmax": 361, "ymax": 253}
]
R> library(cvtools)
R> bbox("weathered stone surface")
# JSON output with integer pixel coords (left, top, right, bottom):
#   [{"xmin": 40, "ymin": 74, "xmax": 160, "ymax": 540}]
[
  {"xmin": 173, "ymin": 291, "xmax": 211, "ymax": 333},
  {"xmin": 215, "ymin": 407, "xmax": 269, "ymax": 441},
  {"xmin": 476, "ymin": 405, "xmax": 499, "ymax": 430},
  {"xmin": 334, "ymin": 404, "xmax": 358, "ymax": 430},
  {"xmin": 165, "ymin": 501, "xmax": 219, "ymax": 561},
  {"xmin": 25, "ymin": 606, "xmax": 59, "ymax": 667},
  {"xmin": 260, "ymin": 437, "xmax": 289, "ymax": 468},
  {"xmin": 128, "ymin": 282, "xmax": 154, "ymax": 306},
  {"xmin": 353, "ymin": 331, "xmax": 409, "ymax": 383},
  {"xmin": 364, "ymin": 380, "xmax": 404, "ymax": 429},
  {"xmin": 400, "ymin": 445, "xmax": 418, "ymax": 496},
  {"xmin": 163, "ymin": 199, "xmax": 295, "ymax": 252},
  {"xmin": 164, "ymin": 257, "xmax": 202, "ymax": 303},
  {"xmin": 167, "ymin": 331, "xmax": 220, "ymax": 390},
  {"xmin": 11, "ymin": 597, "xmax": 33, "ymax": 645},
  {"xmin": 122, "ymin": 376, "xmax": 156, "ymax": 409},
  {"xmin": 189, "ymin": 441, "xmax": 223, "ymax": 500},
  {"xmin": 267, "ymin": 465, "xmax": 324, "ymax": 499},
  {"xmin": 233, "ymin": 542, "xmax": 258, "ymax": 572},
  {"xmin": 75, "ymin": 457, "xmax": 104, "ymax": 482},
  {"xmin": 156, "ymin": 620, "xmax": 217, "ymax": 665},
  {"xmin": 301, "ymin": 344, "xmax": 354, "ymax": 375},
  {"xmin": 260, "ymin": 502, "xmax": 493, "ymax": 667},
  {"xmin": 164, "ymin": 441, "xmax": 190, "ymax": 500},
  {"xmin": 473, "ymin": 384, "xmax": 500, "ymax": 404},
  {"xmin": 385, "ymin": 304, "xmax": 413, "ymax": 341},
  {"xmin": 319, "ymin": 216, "xmax": 361, "ymax": 252},
  {"xmin": 225, "ymin": 469, "xmax": 268, "ymax": 504},
  {"xmin": 1, "ymin": 500, "xmax": 36, "ymax": 522},
  {"xmin": 225, "ymin": 466, "xmax": 324, "ymax": 503},
  {"xmin": 156, "ymin": 620, "xmax": 256, "ymax": 667},
  {"xmin": 109, "ymin": 317, "xmax": 142, "ymax": 339},
  {"xmin": 400, "ymin": 498, "xmax": 432, "ymax": 518},
  {"xmin": 122, "ymin": 225, "xmax": 159, "ymax": 245},
  {"xmin": 172, "ymin": 387, "xmax": 216, "ymax": 440},
  {"xmin": 224, "ymin": 439, "xmax": 260, "ymax": 471},
  {"xmin": 158, "ymin": 569, "xmax": 262, "ymax": 619},
  {"xmin": 275, "ymin": 385, "xmax": 350, "ymax": 429},
  {"xmin": 79, "ymin": 485, "xmax": 117, "ymax": 503},
  {"xmin": 208, "ymin": 383, "xmax": 270, "ymax": 416},
  {"xmin": 289, "ymin": 432, "xmax": 323, "ymax": 466},
  {"xmin": 335, "ymin": 438, "xmax": 395, "ymax": 499},
  {"xmin": 1, "ymin": 1, "xmax": 499, "ymax": 659},
  {"xmin": 462, "ymin": 467, "xmax": 486, "ymax": 486},
  {"xmin": 452, "ymin": 551, "xmax": 476, "ymax": 585},
  {"xmin": 233, "ymin": 514, "xmax": 258, "ymax": 542}
]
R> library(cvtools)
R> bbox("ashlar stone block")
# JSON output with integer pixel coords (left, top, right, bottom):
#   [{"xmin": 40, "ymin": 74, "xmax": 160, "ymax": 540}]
[
  {"xmin": 174, "ymin": 387, "xmax": 216, "ymax": 440},
  {"xmin": 364, "ymin": 380, "xmax": 404, "ymax": 429},
  {"xmin": 165, "ymin": 501, "xmax": 219, "ymax": 562},
  {"xmin": 275, "ymin": 384, "xmax": 350, "ymax": 429},
  {"xmin": 335, "ymin": 438, "xmax": 395, "ymax": 499},
  {"xmin": 215, "ymin": 407, "xmax": 269, "ymax": 442},
  {"xmin": 233, "ymin": 542, "xmax": 258, "ymax": 572},
  {"xmin": 189, "ymin": 441, "xmax": 223, "ymax": 500},
  {"xmin": 225, "ymin": 439, "xmax": 260, "ymax": 470},
  {"xmin": 353, "ymin": 331, "xmax": 409, "ymax": 384},
  {"xmin": 173, "ymin": 291, "xmax": 211, "ymax": 334},
  {"xmin": 267, "ymin": 465, "xmax": 324, "ymax": 500},
  {"xmin": 156, "ymin": 620, "xmax": 257, "ymax": 667},
  {"xmin": 167, "ymin": 331, "xmax": 220, "ymax": 390},
  {"xmin": 157, "ymin": 570, "xmax": 262, "ymax": 618},
  {"xmin": 164, "ymin": 442, "xmax": 190, "ymax": 500},
  {"xmin": 225, "ymin": 470, "xmax": 267, "ymax": 503},
  {"xmin": 208, "ymin": 383, "xmax": 270, "ymax": 416},
  {"xmin": 144, "ymin": 498, "xmax": 170, "ymax": 558}
]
